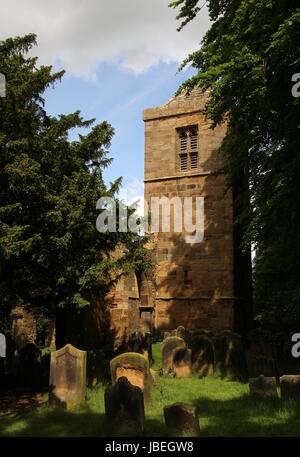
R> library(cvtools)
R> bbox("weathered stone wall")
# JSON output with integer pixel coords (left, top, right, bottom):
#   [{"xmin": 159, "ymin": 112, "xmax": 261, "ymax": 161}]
[{"xmin": 143, "ymin": 89, "xmax": 236, "ymax": 331}]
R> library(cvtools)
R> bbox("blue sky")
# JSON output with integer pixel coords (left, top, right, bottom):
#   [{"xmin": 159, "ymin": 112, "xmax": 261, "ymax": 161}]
[
  {"xmin": 0, "ymin": 0, "xmax": 210, "ymax": 201},
  {"xmin": 44, "ymin": 61, "xmax": 197, "ymax": 195}
]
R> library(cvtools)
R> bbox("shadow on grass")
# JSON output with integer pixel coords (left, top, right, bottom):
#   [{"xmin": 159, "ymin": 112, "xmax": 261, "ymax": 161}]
[
  {"xmin": 0, "ymin": 404, "xmax": 105, "ymax": 437},
  {"xmin": 192, "ymin": 394, "xmax": 300, "ymax": 437}
]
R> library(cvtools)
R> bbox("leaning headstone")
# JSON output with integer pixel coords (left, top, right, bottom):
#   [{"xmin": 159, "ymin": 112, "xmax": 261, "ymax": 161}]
[
  {"xmin": 164, "ymin": 403, "xmax": 200, "ymax": 437},
  {"xmin": 190, "ymin": 334, "xmax": 214, "ymax": 376},
  {"xmin": 49, "ymin": 343, "xmax": 86, "ymax": 408},
  {"xmin": 110, "ymin": 352, "xmax": 151, "ymax": 403},
  {"xmin": 172, "ymin": 347, "xmax": 192, "ymax": 378},
  {"xmin": 105, "ymin": 376, "xmax": 145, "ymax": 435},
  {"xmin": 280, "ymin": 375, "xmax": 300, "ymax": 399},
  {"xmin": 213, "ymin": 331, "xmax": 248, "ymax": 381},
  {"xmin": 162, "ymin": 336, "xmax": 186, "ymax": 374},
  {"xmin": 248, "ymin": 329, "xmax": 278, "ymax": 377},
  {"xmin": 249, "ymin": 375, "xmax": 278, "ymax": 398}
]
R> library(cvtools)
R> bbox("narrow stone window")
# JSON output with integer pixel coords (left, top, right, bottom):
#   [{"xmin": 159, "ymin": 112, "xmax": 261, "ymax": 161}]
[{"xmin": 178, "ymin": 127, "xmax": 198, "ymax": 172}]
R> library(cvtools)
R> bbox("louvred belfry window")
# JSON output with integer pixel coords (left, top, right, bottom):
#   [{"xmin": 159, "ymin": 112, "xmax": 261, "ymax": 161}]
[
  {"xmin": 189, "ymin": 129, "xmax": 198, "ymax": 169},
  {"xmin": 178, "ymin": 127, "xmax": 198, "ymax": 171},
  {"xmin": 179, "ymin": 131, "xmax": 188, "ymax": 171}
]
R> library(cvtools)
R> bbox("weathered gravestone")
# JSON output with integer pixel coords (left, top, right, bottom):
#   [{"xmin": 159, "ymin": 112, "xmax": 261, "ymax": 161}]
[
  {"xmin": 129, "ymin": 331, "xmax": 153, "ymax": 364},
  {"xmin": 280, "ymin": 375, "xmax": 300, "ymax": 399},
  {"xmin": 213, "ymin": 331, "xmax": 248, "ymax": 381},
  {"xmin": 249, "ymin": 375, "xmax": 278, "ymax": 398},
  {"xmin": 190, "ymin": 334, "xmax": 214, "ymax": 376},
  {"xmin": 49, "ymin": 344, "xmax": 86, "ymax": 408},
  {"xmin": 248, "ymin": 329, "xmax": 278, "ymax": 377},
  {"xmin": 162, "ymin": 336, "xmax": 186, "ymax": 374},
  {"xmin": 164, "ymin": 403, "xmax": 200, "ymax": 437},
  {"xmin": 172, "ymin": 347, "xmax": 192, "ymax": 378},
  {"xmin": 163, "ymin": 331, "xmax": 171, "ymax": 340},
  {"xmin": 175, "ymin": 326, "xmax": 191, "ymax": 345},
  {"xmin": 110, "ymin": 352, "xmax": 151, "ymax": 403},
  {"xmin": 105, "ymin": 376, "xmax": 145, "ymax": 435}
]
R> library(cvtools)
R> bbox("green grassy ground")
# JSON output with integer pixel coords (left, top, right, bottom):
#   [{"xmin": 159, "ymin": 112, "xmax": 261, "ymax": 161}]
[{"xmin": 0, "ymin": 343, "xmax": 299, "ymax": 437}]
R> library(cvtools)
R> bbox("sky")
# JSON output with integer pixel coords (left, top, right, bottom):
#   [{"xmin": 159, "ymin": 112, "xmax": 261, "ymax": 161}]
[{"xmin": 0, "ymin": 0, "xmax": 210, "ymax": 204}]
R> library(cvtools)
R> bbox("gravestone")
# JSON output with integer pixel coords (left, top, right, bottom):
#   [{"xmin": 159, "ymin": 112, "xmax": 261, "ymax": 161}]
[
  {"xmin": 129, "ymin": 331, "xmax": 153, "ymax": 364},
  {"xmin": 162, "ymin": 336, "xmax": 186, "ymax": 374},
  {"xmin": 248, "ymin": 329, "xmax": 278, "ymax": 377},
  {"xmin": 213, "ymin": 331, "xmax": 248, "ymax": 381},
  {"xmin": 249, "ymin": 375, "xmax": 278, "ymax": 398},
  {"xmin": 163, "ymin": 331, "xmax": 171, "ymax": 340},
  {"xmin": 164, "ymin": 403, "xmax": 200, "ymax": 437},
  {"xmin": 49, "ymin": 344, "xmax": 86, "ymax": 408},
  {"xmin": 105, "ymin": 376, "xmax": 145, "ymax": 435},
  {"xmin": 172, "ymin": 347, "xmax": 192, "ymax": 378},
  {"xmin": 110, "ymin": 352, "xmax": 151, "ymax": 403},
  {"xmin": 190, "ymin": 334, "xmax": 214, "ymax": 376},
  {"xmin": 280, "ymin": 375, "xmax": 300, "ymax": 399},
  {"xmin": 175, "ymin": 326, "xmax": 190, "ymax": 345}
]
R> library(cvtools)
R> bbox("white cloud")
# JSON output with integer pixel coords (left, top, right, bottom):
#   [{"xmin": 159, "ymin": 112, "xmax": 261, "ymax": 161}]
[{"xmin": 0, "ymin": 0, "xmax": 210, "ymax": 78}]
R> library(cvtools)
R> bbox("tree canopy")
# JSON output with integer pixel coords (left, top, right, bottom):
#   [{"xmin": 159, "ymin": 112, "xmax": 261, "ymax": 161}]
[
  {"xmin": 170, "ymin": 0, "xmax": 300, "ymax": 327},
  {"xmin": 0, "ymin": 34, "xmax": 151, "ymax": 330}
]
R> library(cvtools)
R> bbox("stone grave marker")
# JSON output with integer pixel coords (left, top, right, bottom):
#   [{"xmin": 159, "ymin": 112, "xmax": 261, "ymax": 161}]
[
  {"xmin": 49, "ymin": 343, "xmax": 86, "ymax": 408},
  {"xmin": 105, "ymin": 376, "xmax": 145, "ymax": 435},
  {"xmin": 110, "ymin": 352, "xmax": 151, "ymax": 403},
  {"xmin": 164, "ymin": 403, "xmax": 200, "ymax": 437},
  {"xmin": 249, "ymin": 375, "xmax": 278, "ymax": 398},
  {"xmin": 280, "ymin": 375, "xmax": 300, "ymax": 399},
  {"xmin": 190, "ymin": 334, "xmax": 214, "ymax": 376},
  {"xmin": 162, "ymin": 336, "xmax": 186, "ymax": 374},
  {"xmin": 175, "ymin": 326, "xmax": 190, "ymax": 345},
  {"xmin": 213, "ymin": 330, "xmax": 248, "ymax": 382},
  {"xmin": 172, "ymin": 347, "xmax": 192, "ymax": 378}
]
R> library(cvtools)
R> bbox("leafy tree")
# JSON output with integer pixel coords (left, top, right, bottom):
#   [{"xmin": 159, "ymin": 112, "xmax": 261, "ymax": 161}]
[
  {"xmin": 0, "ymin": 34, "xmax": 152, "ymax": 336},
  {"xmin": 170, "ymin": 0, "xmax": 300, "ymax": 328}
]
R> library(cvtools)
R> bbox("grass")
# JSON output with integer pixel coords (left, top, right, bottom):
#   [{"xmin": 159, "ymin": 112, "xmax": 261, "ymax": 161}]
[{"xmin": 0, "ymin": 343, "xmax": 299, "ymax": 437}]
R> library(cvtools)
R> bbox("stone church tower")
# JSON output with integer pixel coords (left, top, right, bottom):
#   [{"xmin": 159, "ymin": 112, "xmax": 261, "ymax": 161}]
[{"xmin": 143, "ymin": 88, "xmax": 252, "ymax": 334}]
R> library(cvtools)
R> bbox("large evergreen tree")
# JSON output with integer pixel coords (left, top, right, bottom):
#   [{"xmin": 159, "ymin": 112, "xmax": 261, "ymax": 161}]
[
  {"xmin": 0, "ymin": 34, "xmax": 151, "ymax": 333},
  {"xmin": 170, "ymin": 0, "xmax": 300, "ymax": 328}
]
